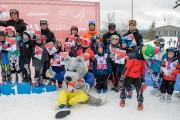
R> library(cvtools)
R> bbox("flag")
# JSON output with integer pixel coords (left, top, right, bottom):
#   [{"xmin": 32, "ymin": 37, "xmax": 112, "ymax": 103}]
[
  {"xmin": 60, "ymin": 52, "xmax": 69, "ymax": 65},
  {"xmin": 114, "ymin": 49, "xmax": 126, "ymax": 64},
  {"xmin": 50, "ymin": 58, "xmax": 61, "ymax": 66},
  {"xmin": 80, "ymin": 53, "xmax": 90, "ymax": 66},
  {"xmin": 45, "ymin": 42, "xmax": 57, "ymax": 55},
  {"xmin": 5, "ymin": 38, "xmax": 17, "ymax": 51},
  {"xmin": 126, "ymin": 34, "xmax": 137, "ymax": 46},
  {"xmin": 34, "ymin": 45, "xmax": 43, "ymax": 60}
]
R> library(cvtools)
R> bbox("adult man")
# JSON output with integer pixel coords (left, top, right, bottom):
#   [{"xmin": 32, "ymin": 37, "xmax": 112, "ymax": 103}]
[
  {"xmin": 0, "ymin": 9, "xmax": 27, "ymax": 35},
  {"xmin": 123, "ymin": 20, "xmax": 143, "ymax": 46},
  {"xmin": 102, "ymin": 23, "xmax": 121, "ymax": 48},
  {"xmin": 84, "ymin": 20, "xmax": 101, "ymax": 40}
]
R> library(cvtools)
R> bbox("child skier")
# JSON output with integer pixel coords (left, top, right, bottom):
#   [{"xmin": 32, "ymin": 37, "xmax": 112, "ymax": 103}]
[
  {"xmin": 0, "ymin": 31, "xmax": 11, "ymax": 82},
  {"xmin": 119, "ymin": 44, "xmax": 154, "ymax": 110},
  {"xmin": 108, "ymin": 35, "xmax": 121, "ymax": 92},
  {"xmin": 149, "ymin": 38, "xmax": 166, "ymax": 96},
  {"xmin": 91, "ymin": 34, "xmax": 101, "ymax": 54},
  {"xmin": 5, "ymin": 26, "xmax": 23, "ymax": 83},
  {"xmin": 32, "ymin": 35, "xmax": 49, "ymax": 86},
  {"xmin": 159, "ymin": 47, "xmax": 180, "ymax": 103},
  {"xmin": 19, "ymin": 31, "xmax": 35, "ymax": 82},
  {"xmin": 93, "ymin": 42, "xmax": 112, "ymax": 93}
]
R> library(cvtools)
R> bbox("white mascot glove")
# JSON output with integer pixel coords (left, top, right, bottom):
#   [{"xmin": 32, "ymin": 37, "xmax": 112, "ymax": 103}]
[
  {"xmin": 46, "ymin": 69, "xmax": 55, "ymax": 79},
  {"xmin": 75, "ymin": 82, "xmax": 90, "ymax": 92}
]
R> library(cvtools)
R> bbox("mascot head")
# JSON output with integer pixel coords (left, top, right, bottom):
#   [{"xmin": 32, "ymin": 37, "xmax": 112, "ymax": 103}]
[{"xmin": 64, "ymin": 56, "xmax": 88, "ymax": 83}]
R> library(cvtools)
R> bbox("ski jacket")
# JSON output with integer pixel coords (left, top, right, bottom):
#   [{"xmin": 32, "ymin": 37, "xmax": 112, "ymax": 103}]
[
  {"xmin": 41, "ymin": 28, "xmax": 56, "ymax": 43},
  {"xmin": 84, "ymin": 30, "xmax": 101, "ymax": 41}
]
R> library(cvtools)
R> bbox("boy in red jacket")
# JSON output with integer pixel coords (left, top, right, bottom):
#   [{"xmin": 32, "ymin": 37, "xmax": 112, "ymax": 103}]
[
  {"xmin": 159, "ymin": 47, "xmax": 180, "ymax": 103},
  {"xmin": 119, "ymin": 44, "xmax": 154, "ymax": 111}
]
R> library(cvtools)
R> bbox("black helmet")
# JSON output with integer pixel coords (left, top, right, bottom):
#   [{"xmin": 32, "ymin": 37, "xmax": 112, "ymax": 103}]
[
  {"xmin": 0, "ymin": 31, "xmax": 5, "ymax": 36},
  {"xmin": 154, "ymin": 37, "xmax": 165, "ymax": 48},
  {"xmin": 108, "ymin": 23, "xmax": 116, "ymax": 30}
]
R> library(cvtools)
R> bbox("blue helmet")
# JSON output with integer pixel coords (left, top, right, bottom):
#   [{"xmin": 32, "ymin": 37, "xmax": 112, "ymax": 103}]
[
  {"xmin": 121, "ymin": 36, "xmax": 132, "ymax": 47},
  {"xmin": 91, "ymin": 34, "xmax": 100, "ymax": 42},
  {"xmin": 89, "ymin": 20, "xmax": 96, "ymax": 26}
]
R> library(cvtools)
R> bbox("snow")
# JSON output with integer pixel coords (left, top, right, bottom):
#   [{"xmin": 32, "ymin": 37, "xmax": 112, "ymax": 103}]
[{"xmin": 0, "ymin": 85, "xmax": 180, "ymax": 120}]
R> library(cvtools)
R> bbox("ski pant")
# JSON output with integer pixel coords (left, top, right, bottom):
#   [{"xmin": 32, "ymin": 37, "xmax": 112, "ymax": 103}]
[
  {"xmin": 160, "ymin": 79, "xmax": 175, "ymax": 95},
  {"xmin": 120, "ymin": 76, "xmax": 143, "ymax": 102},
  {"xmin": 9, "ymin": 55, "xmax": 21, "ymax": 74},
  {"xmin": 0, "ymin": 63, "xmax": 11, "ymax": 81},
  {"xmin": 53, "ymin": 71, "xmax": 95, "ymax": 88},
  {"xmin": 34, "ymin": 66, "xmax": 44, "ymax": 78},
  {"xmin": 19, "ymin": 57, "xmax": 31, "ymax": 79},
  {"xmin": 96, "ymin": 75, "xmax": 108, "ymax": 90},
  {"xmin": 151, "ymin": 72, "xmax": 162, "ymax": 89},
  {"xmin": 57, "ymin": 90, "xmax": 89, "ymax": 106}
]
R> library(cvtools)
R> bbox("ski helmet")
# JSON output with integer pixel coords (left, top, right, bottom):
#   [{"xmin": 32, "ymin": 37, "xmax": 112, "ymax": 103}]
[
  {"xmin": 121, "ymin": 36, "xmax": 132, "ymax": 47},
  {"xmin": 142, "ymin": 44, "xmax": 154, "ymax": 60},
  {"xmin": 0, "ymin": 31, "xmax": 5, "ymax": 36},
  {"xmin": 166, "ymin": 47, "xmax": 178, "ymax": 57},
  {"xmin": 64, "ymin": 42, "xmax": 73, "ymax": 49},
  {"xmin": 88, "ymin": 20, "xmax": 96, "ymax": 26},
  {"xmin": 154, "ymin": 38, "xmax": 165, "ymax": 48},
  {"xmin": 71, "ymin": 26, "xmax": 78, "ymax": 32},
  {"xmin": 95, "ymin": 42, "xmax": 104, "ymax": 49},
  {"xmin": 91, "ymin": 34, "xmax": 101, "ymax": 42},
  {"xmin": 110, "ymin": 35, "xmax": 119, "ymax": 41},
  {"xmin": 108, "ymin": 23, "xmax": 116, "ymax": 30},
  {"xmin": 5, "ymin": 26, "xmax": 16, "ymax": 36},
  {"xmin": 40, "ymin": 18, "xmax": 48, "ymax": 25},
  {"xmin": 9, "ymin": 9, "xmax": 19, "ymax": 18},
  {"xmin": 79, "ymin": 37, "xmax": 91, "ymax": 47}
]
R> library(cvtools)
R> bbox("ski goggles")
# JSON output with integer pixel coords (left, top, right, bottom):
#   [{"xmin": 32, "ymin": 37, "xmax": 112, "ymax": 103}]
[
  {"xmin": 89, "ymin": 20, "xmax": 96, "ymax": 25},
  {"xmin": 40, "ymin": 20, "xmax": 47, "ymax": 25}
]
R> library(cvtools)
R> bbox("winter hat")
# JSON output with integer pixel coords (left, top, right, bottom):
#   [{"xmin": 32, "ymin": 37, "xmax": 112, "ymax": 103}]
[
  {"xmin": 40, "ymin": 18, "xmax": 48, "ymax": 25},
  {"xmin": 142, "ymin": 44, "xmax": 154, "ymax": 60},
  {"xmin": 5, "ymin": 26, "xmax": 16, "ymax": 36},
  {"xmin": 129, "ymin": 20, "xmax": 136, "ymax": 26}
]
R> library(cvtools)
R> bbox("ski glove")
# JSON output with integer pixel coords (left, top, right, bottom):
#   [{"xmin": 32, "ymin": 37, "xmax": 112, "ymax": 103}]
[{"xmin": 46, "ymin": 69, "xmax": 55, "ymax": 79}]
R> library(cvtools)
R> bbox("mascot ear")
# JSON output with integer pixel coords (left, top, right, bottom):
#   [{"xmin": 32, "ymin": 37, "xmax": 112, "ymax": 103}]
[
  {"xmin": 64, "ymin": 56, "xmax": 71, "ymax": 65},
  {"xmin": 76, "ymin": 56, "xmax": 84, "ymax": 63}
]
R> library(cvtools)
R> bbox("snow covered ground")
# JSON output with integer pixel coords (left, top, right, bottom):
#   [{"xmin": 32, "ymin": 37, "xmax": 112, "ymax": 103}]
[{"xmin": 0, "ymin": 85, "xmax": 180, "ymax": 120}]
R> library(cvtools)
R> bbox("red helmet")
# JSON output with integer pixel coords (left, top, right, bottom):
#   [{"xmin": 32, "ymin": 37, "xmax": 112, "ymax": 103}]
[
  {"xmin": 5, "ymin": 26, "xmax": 16, "ymax": 35},
  {"xmin": 71, "ymin": 26, "xmax": 78, "ymax": 31},
  {"xmin": 79, "ymin": 37, "xmax": 91, "ymax": 47},
  {"xmin": 64, "ymin": 42, "xmax": 73, "ymax": 49}
]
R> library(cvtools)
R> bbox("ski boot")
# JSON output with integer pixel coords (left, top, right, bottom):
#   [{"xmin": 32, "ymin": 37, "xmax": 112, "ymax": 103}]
[
  {"xmin": 2, "ymin": 77, "xmax": 6, "ymax": 83},
  {"xmin": 138, "ymin": 102, "xmax": 143, "ymax": 111},
  {"xmin": 149, "ymin": 88, "xmax": 158, "ymax": 95},
  {"xmin": 58, "ymin": 81, "xmax": 62, "ymax": 88},
  {"xmin": 120, "ymin": 99, "xmax": 125, "ymax": 108},
  {"xmin": 38, "ymin": 76, "xmax": 44, "ymax": 86},
  {"xmin": 174, "ymin": 92, "xmax": 180, "ymax": 99},
  {"xmin": 166, "ymin": 94, "xmax": 172, "ymax": 103},
  {"xmin": 155, "ymin": 90, "xmax": 161, "ymax": 97},
  {"xmin": 159, "ymin": 93, "xmax": 166, "ymax": 102},
  {"xmin": 103, "ymin": 89, "xmax": 107, "ymax": 93},
  {"xmin": 55, "ymin": 105, "xmax": 71, "ymax": 119},
  {"xmin": 97, "ymin": 89, "xmax": 101, "ymax": 94},
  {"xmin": 33, "ymin": 78, "xmax": 39, "ymax": 87}
]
